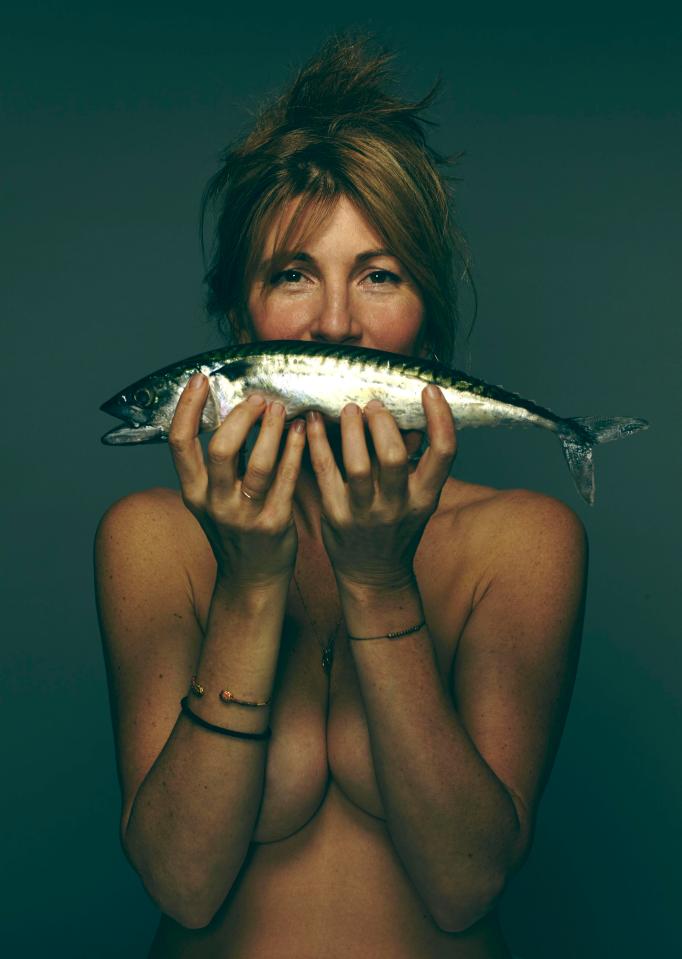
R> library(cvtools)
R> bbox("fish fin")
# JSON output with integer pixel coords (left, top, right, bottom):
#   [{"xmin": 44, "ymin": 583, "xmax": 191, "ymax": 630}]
[
  {"xmin": 557, "ymin": 416, "xmax": 649, "ymax": 506},
  {"xmin": 568, "ymin": 415, "xmax": 649, "ymax": 444},
  {"xmin": 213, "ymin": 359, "xmax": 254, "ymax": 381}
]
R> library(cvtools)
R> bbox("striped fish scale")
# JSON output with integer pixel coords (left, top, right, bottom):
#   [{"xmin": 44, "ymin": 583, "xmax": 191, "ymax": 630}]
[
  {"xmin": 99, "ymin": 339, "xmax": 648, "ymax": 504},
  {"xmin": 207, "ymin": 340, "xmax": 561, "ymax": 434}
]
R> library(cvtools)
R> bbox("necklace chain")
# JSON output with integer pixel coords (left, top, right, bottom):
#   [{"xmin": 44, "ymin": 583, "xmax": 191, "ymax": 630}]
[{"xmin": 293, "ymin": 572, "xmax": 342, "ymax": 676}]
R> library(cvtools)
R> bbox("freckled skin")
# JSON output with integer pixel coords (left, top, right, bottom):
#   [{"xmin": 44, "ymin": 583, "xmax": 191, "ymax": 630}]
[
  {"xmin": 98, "ymin": 195, "xmax": 595, "ymax": 956},
  {"xmin": 100, "ymin": 199, "xmax": 647, "ymax": 501},
  {"xmin": 246, "ymin": 196, "xmax": 425, "ymax": 355},
  {"xmin": 245, "ymin": 196, "xmax": 427, "ymax": 466}
]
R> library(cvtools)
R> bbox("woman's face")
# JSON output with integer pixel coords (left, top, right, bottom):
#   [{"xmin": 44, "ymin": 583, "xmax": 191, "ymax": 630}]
[{"xmin": 246, "ymin": 195, "xmax": 425, "ymax": 354}]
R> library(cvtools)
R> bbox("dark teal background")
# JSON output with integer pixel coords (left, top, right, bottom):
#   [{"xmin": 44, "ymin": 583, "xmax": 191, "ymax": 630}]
[{"xmin": 3, "ymin": 2, "xmax": 679, "ymax": 956}]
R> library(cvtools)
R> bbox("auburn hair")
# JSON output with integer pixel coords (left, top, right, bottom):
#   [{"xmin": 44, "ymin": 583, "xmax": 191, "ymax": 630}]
[{"xmin": 201, "ymin": 34, "xmax": 471, "ymax": 365}]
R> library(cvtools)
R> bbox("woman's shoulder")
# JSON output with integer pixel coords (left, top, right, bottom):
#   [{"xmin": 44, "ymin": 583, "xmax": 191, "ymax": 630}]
[
  {"xmin": 432, "ymin": 477, "xmax": 587, "ymax": 570},
  {"xmin": 95, "ymin": 486, "xmax": 212, "ymax": 578},
  {"xmin": 97, "ymin": 485, "xmax": 192, "ymax": 541}
]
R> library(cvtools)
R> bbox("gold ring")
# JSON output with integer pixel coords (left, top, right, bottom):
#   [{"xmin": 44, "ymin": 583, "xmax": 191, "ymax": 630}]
[{"xmin": 241, "ymin": 487, "xmax": 263, "ymax": 502}]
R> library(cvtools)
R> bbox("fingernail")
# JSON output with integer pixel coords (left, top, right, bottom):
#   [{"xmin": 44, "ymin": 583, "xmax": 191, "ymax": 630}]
[
  {"xmin": 248, "ymin": 393, "xmax": 265, "ymax": 406},
  {"xmin": 426, "ymin": 384, "xmax": 440, "ymax": 398},
  {"xmin": 343, "ymin": 402, "xmax": 360, "ymax": 416},
  {"xmin": 189, "ymin": 373, "xmax": 205, "ymax": 390},
  {"xmin": 306, "ymin": 410, "xmax": 320, "ymax": 424},
  {"xmin": 293, "ymin": 419, "xmax": 306, "ymax": 433},
  {"xmin": 365, "ymin": 399, "xmax": 383, "ymax": 412},
  {"xmin": 269, "ymin": 400, "xmax": 285, "ymax": 417}
]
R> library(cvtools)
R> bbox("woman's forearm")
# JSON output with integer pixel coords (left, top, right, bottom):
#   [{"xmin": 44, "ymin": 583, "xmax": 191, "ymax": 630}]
[
  {"xmin": 339, "ymin": 578, "xmax": 522, "ymax": 933},
  {"xmin": 123, "ymin": 575, "xmax": 288, "ymax": 929}
]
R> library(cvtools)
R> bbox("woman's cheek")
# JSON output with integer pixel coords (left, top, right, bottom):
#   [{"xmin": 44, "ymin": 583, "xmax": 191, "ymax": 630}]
[
  {"xmin": 363, "ymin": 302, "xmax": 424, "ymax": 353},
  {"xmin": 249, "ymin": 295, "xmax": 315, "ymax": 340}
]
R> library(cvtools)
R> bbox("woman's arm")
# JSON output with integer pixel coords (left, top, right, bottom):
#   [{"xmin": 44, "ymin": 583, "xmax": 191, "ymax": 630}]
[
  {"xmin": 95, "ymin": 381, "xmax": 308, "ymax": 929},
  {"xmin": 339, "ymin": 492, "xmax": 586, "ymax": 932},
  {"xmin": 305, "ymin": 389, "xmax": 587, "ymax": 933},
  {"xmin": 95, "ymin": 490, "xmax": 287, "ymax": 929}
]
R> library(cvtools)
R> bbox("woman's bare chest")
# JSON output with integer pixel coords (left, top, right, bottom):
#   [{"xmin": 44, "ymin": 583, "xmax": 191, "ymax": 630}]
[{"xmin": 192, "ymin": 519, "xmax": 477, "ymax": 843}]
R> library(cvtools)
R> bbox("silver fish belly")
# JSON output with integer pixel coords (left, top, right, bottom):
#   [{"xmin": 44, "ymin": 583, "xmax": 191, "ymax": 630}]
[{"xmin": 99, "ymin": 340, "xmax": 648, "ymax": 504}]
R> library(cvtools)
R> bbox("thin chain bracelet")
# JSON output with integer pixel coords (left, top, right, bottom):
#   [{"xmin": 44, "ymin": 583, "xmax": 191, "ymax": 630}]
[
  {"xmin": 190, "ymin": 676, "xmax": 271, "ymax": 707},
  {"xmin": 348, "ymin": 620, "xmax": 426, "ymax": 641}
]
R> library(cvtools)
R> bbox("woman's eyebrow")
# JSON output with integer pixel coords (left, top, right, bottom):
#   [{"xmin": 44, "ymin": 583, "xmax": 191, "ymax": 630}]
[
  {"xmin": 257, "ymin": 251, "xmax": 313, "ymax": 273},
  {"xmin": 354, "ymin": 248, "xmax": 394, "ymax": 263},
  {"xmin": 287, "ymin": 247, "xmax": 397, "ymax": 265},
  {"xmin": 293, "ymin": 249, "xmax": 396, "ymax": 264},
  {"xmin": 257, "ymin": 248, "xmax": 396, "ymax": 274}
]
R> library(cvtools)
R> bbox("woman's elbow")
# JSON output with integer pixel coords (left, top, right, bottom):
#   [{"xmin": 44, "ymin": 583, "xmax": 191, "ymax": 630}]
[
  {"xmin": 121, "ymin": 830, "xmax": 226, "ymax": 930},
  {"xmin": 159, "ymin": 899, "xmax": 217, "ymax": 931},
  {"xmin": 431, "ymin": 875, "xmax": 507, "ymax": 934},
  {"xmin": 143, "ymin": 869, "xmax": 225, "ymax": 931}
]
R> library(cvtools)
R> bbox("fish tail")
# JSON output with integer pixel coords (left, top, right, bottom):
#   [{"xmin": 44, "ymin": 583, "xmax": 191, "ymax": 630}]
[{"xmin": 557, "ymin": 416, "xmax": 649, "ymax": 506}]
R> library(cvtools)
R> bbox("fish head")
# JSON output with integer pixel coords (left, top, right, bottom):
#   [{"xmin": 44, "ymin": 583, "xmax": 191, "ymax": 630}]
[{"xmin": 100, "ymin": 367, "xmax": 194, "ymax": 445}]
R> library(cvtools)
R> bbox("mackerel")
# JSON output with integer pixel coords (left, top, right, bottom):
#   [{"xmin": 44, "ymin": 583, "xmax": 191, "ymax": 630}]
[{"xmin": 100, "ymin": 340, "xmax": 648, "ymax": 505}]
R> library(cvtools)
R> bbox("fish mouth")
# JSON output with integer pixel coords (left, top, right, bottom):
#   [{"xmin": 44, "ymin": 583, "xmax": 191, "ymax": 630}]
[
  {"xmin": 101, "ymin": 423, "xmax": 167, "ymax": 445},
  {"xmin": 100, "ymin": 396, "xmax": 166, "ymax": 445}
]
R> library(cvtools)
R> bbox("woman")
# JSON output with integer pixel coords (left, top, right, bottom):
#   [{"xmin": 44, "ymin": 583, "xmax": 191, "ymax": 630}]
[{"xmin": 95, "ymin": 36, "xmax": 586, "ymax": 958}]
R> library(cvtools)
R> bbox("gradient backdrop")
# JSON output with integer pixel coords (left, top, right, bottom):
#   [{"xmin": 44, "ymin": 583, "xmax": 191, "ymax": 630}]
[{"xmin": 3, "ymin": 2, "xmax": 679, "ymax": 956}]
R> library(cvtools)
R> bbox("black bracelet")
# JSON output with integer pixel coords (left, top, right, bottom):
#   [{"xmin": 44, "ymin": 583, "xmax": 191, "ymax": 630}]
[{"xmin": 180, "ymin": 697, "xmax": 271, "ymax": 740}]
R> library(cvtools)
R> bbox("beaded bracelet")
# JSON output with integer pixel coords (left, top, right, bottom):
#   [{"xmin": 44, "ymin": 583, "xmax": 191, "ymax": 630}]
[
  {"xmin": 190, "ymin": 675, "xmax": 271, "ymax": 707},
  {"xmin": 180, "ymin": 698, "xmax": 271, "ymax": 740},
  {"xmin": 347, "ymin": 620, "xmax": 426, "ymax": 641}
]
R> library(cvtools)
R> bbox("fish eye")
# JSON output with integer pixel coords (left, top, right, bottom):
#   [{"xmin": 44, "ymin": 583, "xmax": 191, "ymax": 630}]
[{"xmin": 133, "ymin": 387, "xmax": 155, "ymax": 408}]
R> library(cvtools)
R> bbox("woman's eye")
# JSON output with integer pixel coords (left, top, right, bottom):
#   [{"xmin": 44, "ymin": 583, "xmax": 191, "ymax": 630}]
[
  {"xmin": 366, "ymin": 270, "xmax": 400, "ymax": 285},
  {"xmin": 272, "ymin": 269, "xmax": 305, "ymax": 285}
]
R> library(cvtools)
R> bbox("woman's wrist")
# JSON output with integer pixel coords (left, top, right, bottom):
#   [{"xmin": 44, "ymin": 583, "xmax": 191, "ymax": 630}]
[
  {"xmin": 213, "ymin": 568, "xmax": 292, "ymax": 608},
  {"xmin": 335, "ymin": 568, "xmax": 417, "ymax": 599},
  {"xmin": 336, "ymin": 575, "xmax": 424, "ymax": 640}
]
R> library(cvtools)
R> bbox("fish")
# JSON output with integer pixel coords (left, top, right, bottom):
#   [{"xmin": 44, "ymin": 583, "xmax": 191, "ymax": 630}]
[{"xmin": 99, "ymin": 339, "xmax": 648, "ymax": 505}]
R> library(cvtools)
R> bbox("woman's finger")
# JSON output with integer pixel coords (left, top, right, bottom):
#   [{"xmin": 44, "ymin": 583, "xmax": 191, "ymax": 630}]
[
  {"xmin": 239, "ymin": 400, "xmax": 289, "ymax": 501},
  {"xmin": 363, "ymin": 399, "xmax": 409, "ymax": 502},
  {"xmin": 205, "ymin": 394, "xmax": 267, "ymax": 497},
  {"xmin": 413, "ymin": 386, "xmax": 457, "ymax": 498},
  {"xmin": 305, "ymin": 412, "xmax": 346, "ymax": 513},
  {"xmin": 168, "ymin": 373, "xmax": 210, "ymax": 510},
  {"xmin": 340, "ymin": 403, "xmax": 374, "ymax": 508},
  {"xmin": 264, "ymin": 418, "xmax": 307, "ymax": 516}
]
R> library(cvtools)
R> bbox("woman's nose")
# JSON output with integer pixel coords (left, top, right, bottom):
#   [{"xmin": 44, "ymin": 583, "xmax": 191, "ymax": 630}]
[{"xmin": 309, "ymin": 286, "xmax": 361, "ymax": 342}]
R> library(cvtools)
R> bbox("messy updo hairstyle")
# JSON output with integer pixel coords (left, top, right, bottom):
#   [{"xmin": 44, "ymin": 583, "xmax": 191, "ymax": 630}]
[{"xmin": 201, "ymin": 34, "xmax": 471, "ymax": 365}]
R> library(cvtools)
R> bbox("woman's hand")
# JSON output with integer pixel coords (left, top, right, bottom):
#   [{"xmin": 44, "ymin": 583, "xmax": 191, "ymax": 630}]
[
  {"xmin": 168, "ymin": 374, "xmax": 307, "ymax": 588},
  {"xmin": 305, "ymin": 385, "xmax": 457, "ymax": 592}
]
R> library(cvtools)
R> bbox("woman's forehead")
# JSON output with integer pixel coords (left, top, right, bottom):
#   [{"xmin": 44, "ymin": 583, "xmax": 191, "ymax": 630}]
[{"xmin": 257, "ymin": 193, "xmax": 384, "ymax": 259}]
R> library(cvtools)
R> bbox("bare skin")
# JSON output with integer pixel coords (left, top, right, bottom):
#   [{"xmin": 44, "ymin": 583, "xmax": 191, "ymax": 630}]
[{"xmin": 95, "ymin": 198, "xmax": 587, "ymax": 957}]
